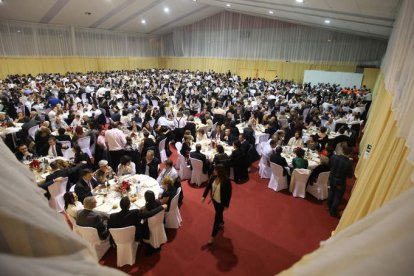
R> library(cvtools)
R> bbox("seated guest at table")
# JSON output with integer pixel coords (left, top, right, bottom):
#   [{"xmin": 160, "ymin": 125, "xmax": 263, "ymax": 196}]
[
  {"xmin": 159, "ymin": 176, "xmax": 177, "ymax": 211},
  {"xmin": 317, "ymin": 126, "xmax": 329, "ymax": 149},
  {"xmin": 45, "ymin": 136, "xmax": 64, "ymax": 157},
  {"xmin": 70, "ymin": 114, "xmax": 82, "ymax": 128},
  {"xmin": 292, "ymin": 148, "xmax": 308, "ymax": 169},
  {"xmin": 75, "ymin": 169, "xmax": 100, "ymax": 203},
  {"xmin": 43, "ymin": 160, "xmax": 86, "ymax": 192},
  {"xmin": 239, "ymin": 134, "xmax": 251, "ymax": 157},
  {"xmin": 212, "ymin": 145, "xmax": 230, "ymax": 174},
  {"xmin": 35, "ymin": 123, "xmax": 51, "ymax": 155},
  {"xmin": 94, "ymin": 160, "xmax": 115, "ymax": 185},
  {"xmin": 73, "ymin": 144, "xmax": 93, "ymax": 167},
  {"xmin": 157, "ymin": 159, "xmax": 178, "ymax": 184},
  {"xmin": 180, "ymin": 134, "xmax": 192, "ymax": 158},
  {"xmin": 243, "ymin": 123, "xmax": 255, "ymax": 145},
  {"xmin": 117, "ymin": 155, "xmax": 136, "ymax": 176},
  {"xmin": 196, "ymin": 128, "xmax": 208, "ymax": 142},
  {"xmin": 144, "ymin": 190, "xmax": 162, "ymax": 211},
  {"xmin": 141, "ymin": 131, "xmax": 156, "ymax": 157},
  {"xmin": 288, "ymin": 131, "xmax": 304, "ymax": 148},
  {"xmin": 230, "ymin": 140, "xmax": 249, "ymax": 183},
  {"xmin": 72, "ymin": 125, "xmax": 85, "ymax": 144},
  {"xmin": 64, "ymin": 192, "xmax": 83, "ymax": 222},
  {"xmin": 77, "ymin": 196, "xmax": 109, "ymax": 240},
  {"xmin": 108, "ymin": 196, "xmax": 166, "ymax": 242},
  {"xmin": 141, "ymin": 150, "xmax": 160, "ymax": 179},
  {"xmin": 190, "ymin": 143, "xmax": 209, "ymax": 174},
  {"xmin": 184, "ymin": 115, "xmax": 197, "ymax": 139},
  {"xmin": 234, "ymin": 109, "xmax": 243, "ymax": 124},
  {"xmin": 324, "ymin": 117, "xmax": 336, "ymax": 133},
  {"xmin": 306, "ymin": 135, "xmax": 320, "ymax": 151},
  {"xmin": 55, "ymin": 127, "xmax": 72, "ymax": 144},
  {"xmin": 333, "ymin": 127, "xmax": 351, "ymax": 148},
  {"xmin": 265, "ymin": 117, "xmax": 279, "ymax": 137},
  {"xmin": 210, "ymin": 124, "xmax": 223, "ymax": 141},
  {"xmin": 51, "ymin": 115, "xmax": 68, "ymax": 131},
  {"xmin": 307, "ymin": 156, "xmax": 330, "ymax": 186},
  {"xmin": 21, "ymin": 116, "xmax": 38, "ymax": 140},
  {"xmin": 15, "ymin": 144, "xmax": 35, "ymax": 161},
  {"xmin": 222, "ymin": 128, "xmax": 235, "ymax": 146},
  {"xmin": 270, "ymin": 146, "xmax": 290, "ymax": 179}
]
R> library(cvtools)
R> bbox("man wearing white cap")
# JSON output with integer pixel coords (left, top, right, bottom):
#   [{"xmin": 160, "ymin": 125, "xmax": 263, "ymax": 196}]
[{"xmin": 94, "ymin": 160, "xmax": 115, "ymax": 185}]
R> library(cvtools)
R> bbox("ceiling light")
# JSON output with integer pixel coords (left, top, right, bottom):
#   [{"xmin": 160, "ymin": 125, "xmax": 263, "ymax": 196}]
[
  {"xmin": 0, "ymin": 0, "xmax": 4, "ymax": 3},
  {"xmin": 268, "ymin": 10, "xmax": 274, "ymax": 14},
  {"xmin": 226, "ymin": 3, "xmax": 231, "ymax": 7},
  {"xmin": 193, "ymin": 0, "xmax": 197, "ymax": 2},
  {"xmin": 17, "ymin": 30, "xmax": 21, "ymax": 33},
  {"xmin": 296, "ymin": 0, "xmax": 304, "ymax": 3},
  {"xmin": 141, "ymin": 19, "xmax": 146, "ymax": 24},
  {"xmin": 164, "ymin": 7, "xmax": 170, "ymax": 13},
  {"xmin": 324, "ymin": 19, "xmax": 331, "ymax": 24}
]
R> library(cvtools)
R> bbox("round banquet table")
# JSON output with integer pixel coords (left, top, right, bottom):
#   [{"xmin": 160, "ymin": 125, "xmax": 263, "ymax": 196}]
[
  {"xmin": 236, "ymin": 123, "xmax": 268, "ymax": 144},
  {"xmin": 190, "ymin": 139, "xmax": 233, "ymax": 162},
  {"xmin": 93, "ymin": 174, "xmax": 162, "ymax": 214},
  {"xmin": 281, "ymin": 146, "xmax": 321, "ymax": 170}
]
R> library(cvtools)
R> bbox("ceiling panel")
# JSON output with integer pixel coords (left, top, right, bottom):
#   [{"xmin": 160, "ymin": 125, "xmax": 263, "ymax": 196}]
[
  {"xmin": 0, "ymin": 0, "xmax": 56, "ymax": 22},
  {"xmin": 0, "ymin": 0, "xmax": 400, "ymax": 37},
  {"xmin": 49, "ymin": 0, "xmax": 130, "ymax": 27}
]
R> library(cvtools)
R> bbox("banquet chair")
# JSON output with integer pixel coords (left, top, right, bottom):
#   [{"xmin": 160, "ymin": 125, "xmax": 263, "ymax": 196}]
[
  {"xmin": 289, "ymin": 169, "xmax": 311, "ymax": 198},
  {"xmin": 143, "ymin": 210, "xmax": 167, "ymax": 249},
  {"xmin": 159, "ymin": 138, "xmax": 168, "ymax": 163},
  {"xmin": 76, "ymin": 225, "xmax": 111, "ymax": 260},
  {"xmin": 256, "ymin": 134, "xmax": 270, "ymax": 155},
  {"xmin": 307, "ymin": 171, "xmax": 330, "ymax": 200},
  {"xmin": 268, "ymin": 163, "xmax": 288, "ymax": 191},
  {"xmin": 165, "ymin": 188, "xmax": 182, "ymax": 229},
  {"xmin": 48, "ymin": 177, "xmax": 68, "ymax": 212},
  {"xmin": 77, "ymin": 136, "xmax": 92, "ymax": 158},
  {"xmin": 148, "ymin": 119, "xmax": 156, "ymax": 128},
  {"xmin": 109, "ymin": 226, "xmax": 139, "ymax": 267},
  {"xmin": 174, "ymin": 142, "xmax": 182, "ymax": 169},
  {"xmin": 178, "ymin": 154, "xmax": 192, "ymax": 180},
  {"xmin": 28, "ymin": 125, "xmax": 39, "ymax": 141},
  {"xmin": 258, "ymin": 155, "xmax": 272, "ymax": 179},
  {"xmin": 189, "ymin": 158, "xmax": 209, "ymax": 186},
  {"xmin": 58, "ymin": 141, "xmax": 74, "ymax": 159}
]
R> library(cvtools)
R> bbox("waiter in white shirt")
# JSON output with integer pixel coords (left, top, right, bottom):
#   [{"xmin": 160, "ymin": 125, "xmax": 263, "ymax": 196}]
[{"xmin": 105, "ymin": 122, "xmax": 127, "ymax": 170}]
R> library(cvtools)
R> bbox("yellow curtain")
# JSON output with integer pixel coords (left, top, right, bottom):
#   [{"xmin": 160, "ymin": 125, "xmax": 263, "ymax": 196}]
[
  {"xmin": 160, "ymin": 57, "xmax": 356, "ymax": 83},
  {"xmin": 335, "ymin": 74, "xmax": 414, "ymax": 232},
  {"xmin": 0, "ymin": 57, "xmax": 160, "ymax": 78}
]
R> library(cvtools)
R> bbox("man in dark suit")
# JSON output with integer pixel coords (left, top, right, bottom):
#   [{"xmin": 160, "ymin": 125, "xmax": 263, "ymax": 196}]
[
  {"xmin": 15, "ymin": 144, "xmax": 35, "ymax": 162},
  {"xmin": 141, "ymin": 150, "xmax": 160, "ymax": 179},
  {"xmin": 55, "ymin": 128, "xmax": 72, "ymax": 144},
  {"xmin": 221, "ymin": 128, "xmax": 236, "ymax": 146},
  {"xmin": 21, "ymin": 116, "xmax": 38, "ymax": 141},
  {"xmin": 74, "ymin": 169, "xmax": 100, "ymax": 204},
  {"xmin": 108, "ymin": 197, "xmax": 167, "ymax": 241},
  {"xmin": 190, "ymin": 143, "xmax": 209, "ymax": 174},
  {"xmin": 41, "ymin": 161, "xmax": 86, "ymax": 192},
  {"xmin": 239, "ymin": 134, "xmax": 251, "ymax": 156},
  {"xmin": 243, "ymin": 124, "xmax": 255, "ymax": 145},
  {"xmin": 77, "ymin": 196, "xmax": 109, "ymax": 240},
  {"xmin": 270, "ymin": 146, "xmax": 290, "ymax": 180},
  {"xmin": 44, "ymin": 136, "xmax": 64, "ymax": 157}
]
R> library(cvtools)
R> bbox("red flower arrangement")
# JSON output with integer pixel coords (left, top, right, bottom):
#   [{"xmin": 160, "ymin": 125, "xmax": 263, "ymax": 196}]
[
  {"xmin": 116, "ymin": 180, "xmax": 131, "ymax": 193},
  {"xmin": 29, "ymin": 159, "xmax": 40, "ymax": 169}
]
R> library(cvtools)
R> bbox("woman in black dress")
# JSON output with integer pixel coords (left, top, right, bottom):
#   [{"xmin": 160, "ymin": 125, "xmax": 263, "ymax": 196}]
[{"xmin": 201, "ymin": 164, "xmax": 232, "ymax": 245}]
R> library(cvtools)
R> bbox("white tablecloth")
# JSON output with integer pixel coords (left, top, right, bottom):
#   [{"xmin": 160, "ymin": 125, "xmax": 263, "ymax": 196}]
[
  {"xmin": 190, "ymin": 140, "xmax": 233, "ymax": 162},
  {"xmin": 94, "ymin": 174, "xmax": 162, "ymax": 214},
  {"xmin": 282, "ymin": 146, "xmax": 321, "ymax": 170}
]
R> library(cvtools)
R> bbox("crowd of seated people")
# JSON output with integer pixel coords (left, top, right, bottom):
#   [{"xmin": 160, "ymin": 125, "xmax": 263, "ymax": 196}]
[{"xmin": 0, "ymin": 68, "xmax": 368, "ymax": 240}]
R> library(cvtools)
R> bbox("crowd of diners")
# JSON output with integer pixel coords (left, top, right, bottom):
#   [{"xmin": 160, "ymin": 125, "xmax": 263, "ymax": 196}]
[{"xmin": 0, "ymin": 68, "xmax": 369, "ymax": 239}]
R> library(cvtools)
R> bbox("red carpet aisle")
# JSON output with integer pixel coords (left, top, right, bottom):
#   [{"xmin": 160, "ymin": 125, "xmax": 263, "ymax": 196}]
[{"xmin": 100, "ymin": 146, "xmax": 355, "ymax": 275}]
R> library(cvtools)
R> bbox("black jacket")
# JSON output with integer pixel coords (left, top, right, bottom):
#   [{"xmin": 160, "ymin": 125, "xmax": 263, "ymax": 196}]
[
  {"xmin": 74, "ymin": 177, "xmax": 99, "ymax": 204},
  {"xmin": 76, "ymin": 209, "xmax": 109, "ymax": 240},
  {"xmin": 203, "ymin": 177, "xmax": 232, "ymax": 208}
]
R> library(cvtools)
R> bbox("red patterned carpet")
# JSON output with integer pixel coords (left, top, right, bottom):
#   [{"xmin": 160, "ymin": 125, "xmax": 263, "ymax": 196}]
[{"xmin": 100, "ymin": 146, "xmax": 355, "ymax": 275}]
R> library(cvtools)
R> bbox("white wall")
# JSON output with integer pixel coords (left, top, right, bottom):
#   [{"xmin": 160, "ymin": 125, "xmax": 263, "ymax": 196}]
[{"xmin": 304, "ymin": 70, "xmax": 363, "ymax": 87}]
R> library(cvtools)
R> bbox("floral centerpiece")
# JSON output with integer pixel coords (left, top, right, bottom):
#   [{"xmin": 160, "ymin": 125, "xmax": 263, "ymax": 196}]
[
  {"xmin": 116, "ymin": 180, "xmax": 131, "ymax": 194},
  {"xmin": 29, "ymin": 159, "xmax": 41, "ymax": 170}
]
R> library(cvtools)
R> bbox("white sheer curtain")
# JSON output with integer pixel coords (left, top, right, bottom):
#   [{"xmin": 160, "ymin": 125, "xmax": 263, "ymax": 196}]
[
  {"xmin": 381, "ymin": 0, "xmax": 414, "ymax": 177},
  {"xmin": 0, "ymin": 20, "xmax": 160, "ymax": 57},
  {"xmin": 161, "ymin": 11, "xmax": 388, "ymax": 64}
]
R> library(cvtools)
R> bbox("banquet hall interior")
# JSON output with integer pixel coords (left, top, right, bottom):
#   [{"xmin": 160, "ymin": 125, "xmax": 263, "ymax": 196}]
[{"xmin": 0, "ymin": 0, "xmax": 413, "ymax": 275}]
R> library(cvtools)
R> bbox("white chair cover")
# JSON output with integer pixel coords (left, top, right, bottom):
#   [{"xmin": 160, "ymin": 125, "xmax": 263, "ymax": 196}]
[
  {"xmin": 76, "ymin": 225, "xmax": 111, "ymax": 260},
  {"xmin": 165, "ymin": 188, "xmax": 182, "ymax": 229},
  {"xmin": 48, "ymin": 177, "xmax": 68, "ymax": 212},
  {"xmin": 189, "ymin": 158, "xmax": 209, "ymax": 186},
  {"xmin": 174, "ymin": 142, "xmax": 182, "ymax": 169},
  {"xmin": 258, "ymin": 155, "xmax": 272, "ymax": 179},
  {"xmin": 307, "ymin": 171, "xmax": 330, "ymax": 200},
  {"xmin": 28, "ymin": 125, "xmax": 39, "ymax": 140},
  {"xmin": 77, "ymin": 136, "xmax": 92, "ymax": 158},
  {"xmin": 148, "ymin": 119, "xmax": 156, "ymax": 128},
  {"xmin": 143, "ymin": 210, "xmax": 167, "ymax": 249},
  {"xmin": 268, "ymin": 162, "xmax": 288, "ymax": 191},
  {"xmin": 109, "ymin": 226, "xmax": 138, "ymax": 267},
  {"xmin": 178, "ymin": 154, "xmax": 192, "ymax": 180},
  {"xmin": 290, "ymin": 169, "xmax": 311, "ymax": 198},
  {"xmin": 57, "ymin": 141, "xmax": 74, "ymax": 159},
  {"xmin": 159, "ymin": 138, "xmax": 167, "ymax": 163}
]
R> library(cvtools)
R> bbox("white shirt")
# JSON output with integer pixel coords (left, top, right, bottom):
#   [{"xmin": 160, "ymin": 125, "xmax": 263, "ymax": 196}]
[
  {"xmin": 288, "ymin": 137, "xmax": 304, "ymax": 148},
  {"xmin": 105, "ymin": 128, "xmax": 126, "ymax": 151},
  {"xmin": 174, "ymin": 116, "xmax": 187, "ymax": 128}
]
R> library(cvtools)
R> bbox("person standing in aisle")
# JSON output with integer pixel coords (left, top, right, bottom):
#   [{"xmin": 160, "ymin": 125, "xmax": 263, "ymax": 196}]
[{"xmin": 201, "ymin": 164, "xmax": 232, "ymax": 245}]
